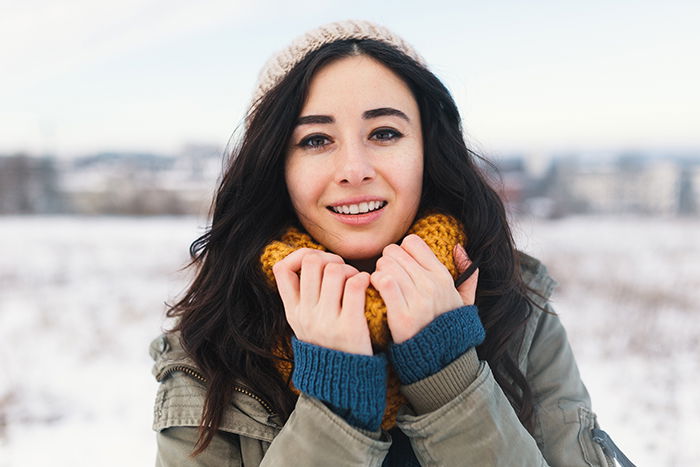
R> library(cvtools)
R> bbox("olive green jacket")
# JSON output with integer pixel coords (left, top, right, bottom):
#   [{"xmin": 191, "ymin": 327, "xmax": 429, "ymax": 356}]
[{"xmin": 150, "ymin": 253, "xmax": 616, "ymax": 466}]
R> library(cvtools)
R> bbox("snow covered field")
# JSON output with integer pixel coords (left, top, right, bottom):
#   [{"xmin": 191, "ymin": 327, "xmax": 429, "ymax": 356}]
[{"xmin": 1, "ymin": 215, "xmax": 698, "ymax": 466}]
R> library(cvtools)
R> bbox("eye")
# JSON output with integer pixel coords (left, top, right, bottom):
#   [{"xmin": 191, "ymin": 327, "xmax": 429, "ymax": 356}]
[
  {"xmin": 370, "ymin": 128, "xmax": 403, "ymax": 142},
  {"xmin": 298, "ymin": 134, "xmax": 332, "ymax": 150}
]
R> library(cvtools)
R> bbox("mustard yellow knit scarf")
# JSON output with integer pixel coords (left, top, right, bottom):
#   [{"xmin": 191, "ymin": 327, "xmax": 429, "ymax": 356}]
[{"xmin": 260, "ymin": 212, "xmax": 466, "ymax": 429}]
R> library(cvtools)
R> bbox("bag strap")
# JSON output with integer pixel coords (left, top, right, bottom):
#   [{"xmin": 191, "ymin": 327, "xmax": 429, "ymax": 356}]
[{"xmin": 592, "ymin": 428, "xmax": 636, "ymax": 467}]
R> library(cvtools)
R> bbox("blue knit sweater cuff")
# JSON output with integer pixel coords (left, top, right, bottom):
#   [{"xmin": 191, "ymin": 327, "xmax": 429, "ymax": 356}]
[
  {"xmin": 389, "ymin": 305, "xmax": 485, "ymax": 385},
  {"xmin": 291, "ymin": 337, "xmax": 388, "ymax": 432}
]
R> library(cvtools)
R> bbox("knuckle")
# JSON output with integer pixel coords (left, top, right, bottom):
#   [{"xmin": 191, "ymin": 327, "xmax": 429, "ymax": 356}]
[
  {"xmin": 379, "ymin": 274, "xmax": 394, "ymax": 288},
  {"xmin": 383, "ymin": 243, "xmax": 399, "ymax": 256},
  {"xmin": 347, "ymin": 272, "xmax": 365, "ymax": 286},
  {"xmin": 324, "ymin": 262, "xmax": 343, "ymax": 275},
  {"xmin": 302, "ymin": 254, "xmax": 322, "ymax": 267},
  {"xmin": 327, "ymin": 253, "xmax": 344, "ymax": 263},
  {"xmin": 291, "ymin": 248, "xmax": 310, "ymax": 260},
  {"xmin": 402, "ymin": 234, "xmax": 419, "ymax": 247}
]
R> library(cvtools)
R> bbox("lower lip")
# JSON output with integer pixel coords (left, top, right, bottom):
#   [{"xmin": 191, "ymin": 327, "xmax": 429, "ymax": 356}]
[{"xmin": 327, "ymin": 206, "xmax": 386, "ymax": 225}]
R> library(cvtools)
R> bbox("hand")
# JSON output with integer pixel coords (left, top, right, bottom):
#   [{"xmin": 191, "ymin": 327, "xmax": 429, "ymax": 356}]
[
  {"xmin": 370, "ymin": 234, "xmax": 467, "ymax": 344},
  {"xmin": 272, "ymin": 248, "xmax": 373, "ymax": 355}
]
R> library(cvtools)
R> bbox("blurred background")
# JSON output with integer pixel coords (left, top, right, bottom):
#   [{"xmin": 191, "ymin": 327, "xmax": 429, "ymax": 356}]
[{"xmin": 1, "ymin": 1, "xmax": 699, "ymax": 465}]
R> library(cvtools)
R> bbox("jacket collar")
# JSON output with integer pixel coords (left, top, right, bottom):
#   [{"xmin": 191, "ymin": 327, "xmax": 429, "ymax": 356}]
[
  {"xmin": 517, "ymin": 251, "xmax": 557, "ymax": 309},
  {"xmin": 516, "ymin": 251, "xmax": 558, "ymax": 370},
  {"xmin": 150, "ymin": 332, "xmax": 283, "ymax": 438}
]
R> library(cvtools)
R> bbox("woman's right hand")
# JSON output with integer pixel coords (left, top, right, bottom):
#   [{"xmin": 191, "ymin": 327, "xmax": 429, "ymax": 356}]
[{"xmin": 272, "ymin": 248, "xmax": 373, "ymax": 355}]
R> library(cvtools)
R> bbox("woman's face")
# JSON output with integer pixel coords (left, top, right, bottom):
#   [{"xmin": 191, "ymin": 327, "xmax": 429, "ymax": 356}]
[{"xmin": 285, "ymin": 54, "xmax": 424, "ymax": 271}]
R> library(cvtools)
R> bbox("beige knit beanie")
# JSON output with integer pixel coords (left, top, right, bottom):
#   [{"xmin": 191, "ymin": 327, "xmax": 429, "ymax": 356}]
[{"xmin": 247, "ymin": 20, "xmax": 427, "ymax": 119}]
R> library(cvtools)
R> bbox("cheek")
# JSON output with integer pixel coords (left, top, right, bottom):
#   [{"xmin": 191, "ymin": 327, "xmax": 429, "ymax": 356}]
[
  {"xmin": 284, "ymin": 161, "xmax": 303, "ymax": 211},
  {"xmin": 413, "ymin": 157, "xmax": 424, "ymax": 192},
  {"xmin": 400, "ymin": 154, "xmax": 424, "ymax": 205},
  {"xmin": 285, "ymin": 155, "xmax": 303, "ymax": 191},
  {"xmin": 285, "ymin": 159, "xmax": 321, "ymax": 214}
]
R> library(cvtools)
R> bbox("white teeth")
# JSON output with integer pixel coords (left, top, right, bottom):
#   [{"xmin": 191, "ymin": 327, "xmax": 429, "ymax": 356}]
[{"xmin": 330, "ymin": 201, "xmax": 386, "ymax": 215}]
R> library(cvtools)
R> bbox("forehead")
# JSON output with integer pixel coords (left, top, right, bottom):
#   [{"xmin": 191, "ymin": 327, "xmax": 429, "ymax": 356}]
[{"xmin": 300, "ymin": 55, "xmax": 419, "ymax": 115}]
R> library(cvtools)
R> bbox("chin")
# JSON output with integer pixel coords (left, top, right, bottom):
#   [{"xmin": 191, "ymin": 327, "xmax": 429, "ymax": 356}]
[{"xmin": 329, "ymin": 241, "xmax": 386, "ymax": 264}]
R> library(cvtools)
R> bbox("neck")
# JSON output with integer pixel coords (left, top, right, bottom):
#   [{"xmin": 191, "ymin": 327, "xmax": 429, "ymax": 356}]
[{"xmin": 346, "ymin": 256, "xmax": 380, "ymax": 273}]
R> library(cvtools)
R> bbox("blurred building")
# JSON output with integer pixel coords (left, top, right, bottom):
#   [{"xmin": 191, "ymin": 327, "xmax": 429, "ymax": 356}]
[
  {"xmin": 0, "ymin": 154, "xmax": 64, "ymax": 214},
  {"xmin": 0, "ymin": 145, "xmax": 221, "ymax": 216},
  {"xmin": 679, "ymin": 163, "xmax": 700, "ymax": 215},
  {"xmin": 481, "ymin": 155, "xmax": 531, "ymax": 216},
  {"xmin": 540, "ymin": 154, "xmax": 686, "ymax": 216}
]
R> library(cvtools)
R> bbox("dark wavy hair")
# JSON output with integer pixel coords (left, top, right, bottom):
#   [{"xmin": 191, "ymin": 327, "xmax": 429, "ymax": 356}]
[{"xmin": 167, "ymin": 38, "xmax": 537, "ymax": 455}]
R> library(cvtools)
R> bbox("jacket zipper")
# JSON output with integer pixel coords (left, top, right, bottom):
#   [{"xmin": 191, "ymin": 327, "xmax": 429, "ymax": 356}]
[{"xmin": 157, "ymin": 364, "xmax": 276, "ymax": 415}]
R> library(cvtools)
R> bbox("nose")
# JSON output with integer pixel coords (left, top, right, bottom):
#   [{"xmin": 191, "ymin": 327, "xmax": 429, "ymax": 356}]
[{"xmin": 334, "ymin": 140, "xmax": 376, "ymax": 186}]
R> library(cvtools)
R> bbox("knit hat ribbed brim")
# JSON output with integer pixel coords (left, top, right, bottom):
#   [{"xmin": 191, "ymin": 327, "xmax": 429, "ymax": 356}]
[{"xmin": 247, "ymin": 20, "xmax": 426, "ymax": 118}]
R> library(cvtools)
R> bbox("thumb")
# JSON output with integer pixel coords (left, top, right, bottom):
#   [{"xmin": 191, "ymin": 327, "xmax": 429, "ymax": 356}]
[
  {"xmin": 453, "ymin": 243, "xmax": 469, "ymax": 274},
  {"xmin": 453, "ymin": 244, "xmax": 478, "ymax": 306}
]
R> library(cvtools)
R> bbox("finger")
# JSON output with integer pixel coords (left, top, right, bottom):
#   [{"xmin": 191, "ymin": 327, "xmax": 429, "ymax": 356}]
[
  {"xmin": 341, "ymin": 272, "xmax": 373, "ymax": 355},
  {"xmin": 453, "ymin": 243, "xmax": 478, "ymax": 287},
  {"xmin": 272, "ymin": 262, "xmax": 300, "ymax": 313},
  {"xmin": 380, "ymin": 243, "xmax": 425, "ymax": 287},
  {"xmin": 276, "ymin": 248, "xmax": 343, "ymax": 274},
  {"xmin": 341, "ymin": 271, "xmax": 370, "ymax": 315},
  {"xmin": 375, "ymin": 254, "xmax": 415, "ymax": 298},
  {"xmin": 318, "ymin": 263, "xmax": 357, "ymax": 314},
  {"xmin": 453, "ymin": 243, "xmax": 470, "ymax": 274},
  {"xmin": 299, "ymin": 253, "xmax": 329, "ymax": 309},
  {"xmin": 370, "ymin": 270, "xmax": 409, "ymax": 315},
  {"xmin": 278, "ymin": 249, "xmax": 342, "ymax": 309},
  {"xmin": 456, "ymin": 265, "xmax": 479, "ymax": 306},
  {"xmin": 400, "ymin": 234, "xmax": 445, "ymax": 272}
]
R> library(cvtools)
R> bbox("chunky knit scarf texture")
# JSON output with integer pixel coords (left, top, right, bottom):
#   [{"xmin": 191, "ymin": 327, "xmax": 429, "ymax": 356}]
[{"xmin": 260, "ymin": 212, "xmax": 466, "ymax": 429}]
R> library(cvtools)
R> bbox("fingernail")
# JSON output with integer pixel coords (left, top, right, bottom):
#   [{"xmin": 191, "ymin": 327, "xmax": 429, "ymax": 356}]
[{"xmin": 456, "ymin": 243, "xmax": 467, "ymax": 256}]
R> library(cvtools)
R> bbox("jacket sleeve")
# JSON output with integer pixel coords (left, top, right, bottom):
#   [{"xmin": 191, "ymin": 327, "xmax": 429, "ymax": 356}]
[
  {"xmin": 156, "ymin": 426, "xmax": 242, "ymax": 467},
  {"xmin": 260, "ymin": 394, "xmax": 391, "ymax": 466},
  {"xmin": 395, "ymin": 304, "xmax": 614, "ymax": 467}
]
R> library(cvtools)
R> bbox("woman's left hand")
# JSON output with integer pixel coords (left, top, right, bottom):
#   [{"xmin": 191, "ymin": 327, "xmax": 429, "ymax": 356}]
[{"xmin": 371, "ymin": 234, "xmax": 479, "ymax": 344}]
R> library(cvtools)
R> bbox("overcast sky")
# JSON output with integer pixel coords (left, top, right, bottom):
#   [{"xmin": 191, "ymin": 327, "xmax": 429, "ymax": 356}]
[{"xmin": 2, "ymin": 0, "xmax": 699, "ymax": 158}]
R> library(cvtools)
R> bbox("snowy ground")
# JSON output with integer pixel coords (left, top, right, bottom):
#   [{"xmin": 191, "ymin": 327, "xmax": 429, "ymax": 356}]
[{"xmin": 1, "ymin": 215, "xmax": 698, "ymax": 466}]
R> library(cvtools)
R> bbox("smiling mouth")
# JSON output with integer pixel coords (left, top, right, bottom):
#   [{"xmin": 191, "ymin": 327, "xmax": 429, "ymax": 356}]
[{"xmin": 327, "ymin": 201, "xmax": 387, "ymax": 215}]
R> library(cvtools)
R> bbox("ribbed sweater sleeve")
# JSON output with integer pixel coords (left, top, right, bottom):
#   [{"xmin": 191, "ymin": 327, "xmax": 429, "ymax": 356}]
[
  {"xmin": 291, "ymin": 337, "xmax": 388, "ymax": 432},
  {"xmin": 389, "ymin": 305, "xmax": 485, "ymax": 385}
]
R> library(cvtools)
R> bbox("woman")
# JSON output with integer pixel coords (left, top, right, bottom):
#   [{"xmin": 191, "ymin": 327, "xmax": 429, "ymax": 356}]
[{"xmin": 150, "ymin": 20, "xmax": 633, "ymax": 466}]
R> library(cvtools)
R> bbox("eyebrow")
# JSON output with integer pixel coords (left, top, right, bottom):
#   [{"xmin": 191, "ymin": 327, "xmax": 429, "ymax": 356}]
[{"xmin": 295, "ymin": 107, "xmax": 410, "ymax": 127}]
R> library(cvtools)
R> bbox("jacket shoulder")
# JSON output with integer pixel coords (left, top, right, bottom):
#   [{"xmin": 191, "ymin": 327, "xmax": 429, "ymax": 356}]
[
  {"xmin": 517, "ymin": 250, "xmax": 558, "ymax": 308},
  {"xmin": 150, "ymin": 332, "xmax": 280, "ymax": 443}
]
